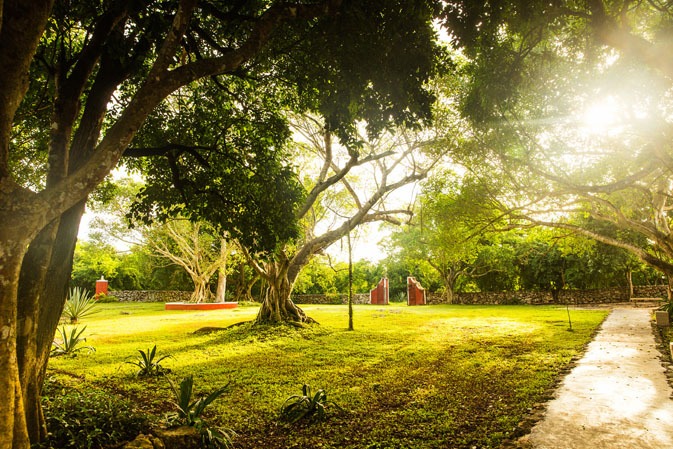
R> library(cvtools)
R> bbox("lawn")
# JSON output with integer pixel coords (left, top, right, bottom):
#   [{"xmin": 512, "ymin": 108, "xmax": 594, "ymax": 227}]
[{"xmin": 46, "ymin": 303, "xmax": 608, "ymax": 449}]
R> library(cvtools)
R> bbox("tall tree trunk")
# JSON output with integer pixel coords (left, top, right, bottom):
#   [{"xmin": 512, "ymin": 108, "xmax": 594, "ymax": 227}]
[
  {"xmin": 444, "ymin": 281, "xmax": 455, "ymax": 304},
  {"xmin": 0, "ymin": 237, "xmax": 32, "ymax": 449},
  {"xmin": 626, "ymin": 269, "xmax": 634, "ymax": 297},
  {"xmin": 439, "ymin": 268, "xmax": 456, "ymax": 304},
  {"xmin": 16, "ymin": 223, "xmax": 58, "ymax": 443},
  {"xmin": 16, "ymin": 202, "xmax": 84, "ymax": 442},
  {"xmin": 215, "ymin": 270, "xmax": 227, "ymax": 303},
  {"xmin": 215, "ymin": 238, "xmax": 228, "ymax": 302}
]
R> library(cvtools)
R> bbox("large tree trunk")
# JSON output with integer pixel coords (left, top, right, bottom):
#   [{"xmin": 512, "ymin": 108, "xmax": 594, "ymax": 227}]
[
  {"xmin": 215, "ymin": 238, "xmax": 229, "ymax": 302},
  {"xmin": 255, "ymin": 259, "xmax": 311, "ymax": 324},
  {"xmin": 0, "ymin": 236, "xmax": 32, "ymax": 449},
  {"xmin": 626, "ymin": 269, "xmax": 634, "ymax": 298},
  {"xmin": 443, "ymin": 278, "xmax": 455, "ymax": 304},
  {"xmin": 16, "ymin": 202, "xmax": 84, "ymax": 442},
  {"xmin": 190, "ymin": 277, "xmax": 212, "ymax": 303}
]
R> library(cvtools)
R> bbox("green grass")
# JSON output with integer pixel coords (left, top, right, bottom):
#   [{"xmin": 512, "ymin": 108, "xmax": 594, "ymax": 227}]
[{"xmin": 47, "ymin": 303, "xmax": 608, "ymax": 449}]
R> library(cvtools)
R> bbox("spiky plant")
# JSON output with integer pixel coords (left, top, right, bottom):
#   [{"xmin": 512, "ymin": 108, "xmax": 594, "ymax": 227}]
[{"xmin": 62, "ymin": 287, "xmax": 98, "ymax": 324}]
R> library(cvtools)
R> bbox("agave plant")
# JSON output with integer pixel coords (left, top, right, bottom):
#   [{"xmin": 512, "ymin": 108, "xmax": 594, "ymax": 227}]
[
  {"xmin": 127, "ymin": 345, "xmax": 172, "ymax": 377},
  {"xmin": 62, "ymin": 287, "xmax": 98, "ymax": 324},
  {"xmin": 51, "ymin": 325, "xmax": 96, "ymax": 356},
  {"xmin": 658, "ymin": 299, "xmax": 673, "ymax": 314},
  {"xmin": 280, "ymin": 384, "xmax": 340, "ymax": 424},
  {"xmin": 166, "ymin": 375, "xmax": 235, "ymax": 448}
]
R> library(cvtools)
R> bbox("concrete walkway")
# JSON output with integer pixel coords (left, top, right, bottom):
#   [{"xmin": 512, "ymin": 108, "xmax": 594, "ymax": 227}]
[{"xmin": 520, "ymin": 308, "xmax": 673, "ymax": 449}]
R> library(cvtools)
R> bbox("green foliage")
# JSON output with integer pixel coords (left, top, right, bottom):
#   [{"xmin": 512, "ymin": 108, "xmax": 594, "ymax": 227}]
[
  {"xmin": 391, "ymin": 291, "xmax": 408, "ymax": 303},
  {"xmin": 658, "ymin": 300, "xmax": 673, "ymax": 314},
  {"xmin": 166, "ymin": 375, "xmax": 235, "ymax": 449},
  {"xmin": 37, "ymin": 378, "xmax": 148, "ymax": 449},
  {"xmin": 71, "ymin": 241, "xmax": 143, "ymax": 291},
  {"xmin": 126, "ymin": 345, "xmax": 172, "ymax": 377},
  {"xmin": 50, "ymin": 326, "xmax": 95, "ymax": 357},
  {"xmin": 293, "ymin": 257, "xmax": 383, "ymax": 295},
  {"xmin": 94, "ymin": 294, "xmax": 119, "ymax": 303},
  {"xmin": 62, "ymin": 287, "xmax": 98, "ymax": 324},
  {"xmin": 280, "ymin": 384, "xmax": 340, "ymax": 424}
]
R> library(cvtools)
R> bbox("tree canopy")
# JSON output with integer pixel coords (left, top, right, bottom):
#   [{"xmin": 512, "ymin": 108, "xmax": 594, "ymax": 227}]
[{"xmin": 437, "ymin": 0, "xmax": 673, "ymax": 284}]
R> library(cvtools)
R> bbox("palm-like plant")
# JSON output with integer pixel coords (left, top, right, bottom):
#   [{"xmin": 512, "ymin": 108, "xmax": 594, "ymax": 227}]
[
  {"xmin": 51, "ymin": 325, "xmax": 96, "ymax": 356},
  {"xmin": 127, "ymin": 345, "xmax": 172, "ymax": 377},
  {"xmin": 62, "ymin": 287, "xmax": 98, "ymax": 324},
  {"xmin": 166, "ymin": 375, "xmax": 234, "ymax": 448},
  {"xmin": 280, "ymin": 384, "xmax": 340, "ymax": 423}
]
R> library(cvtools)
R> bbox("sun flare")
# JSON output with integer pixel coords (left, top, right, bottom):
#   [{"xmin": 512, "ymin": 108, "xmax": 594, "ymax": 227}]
[{"xmin": 580, "ymin": 97, "xmax": 621, "ymax": 133}]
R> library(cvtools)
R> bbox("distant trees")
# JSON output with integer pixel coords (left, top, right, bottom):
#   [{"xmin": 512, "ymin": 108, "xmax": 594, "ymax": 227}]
[
  {"xmin": 292, "ymin": 256, "xmax": 382, "ymax": 296},
  {"xmin": 439, "ymin": 0, "xmax": 673, "ymax": 289}
]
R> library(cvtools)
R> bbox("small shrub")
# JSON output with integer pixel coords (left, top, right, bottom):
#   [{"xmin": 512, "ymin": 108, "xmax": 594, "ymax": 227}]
[
  {"xmin": 658, "ymin": 300, "xmax": 673, "ymax": 314},
  {"xmin": 390, "ymin": 292, "xmax": 407, "ymax": 303},
  {"xmin": 280, "ymin": 384, "xmax": 340, "ymax": 424},
  {"xmin": 51, "ymin": 325, "xmax": 95, "ymax": 357},
  {"xmin": 127, "ymin": 345, "xmax": 171, "ymax": 377},
  {"xmin": 38, "ymin": 378, "xmax": 149, "ymax": 449},
  {"xmin": 62, "ymin": 287, "xmax": 98, "ymax": 324},
  {"xmin": 95, "ymin": 293, "xmax": 119, "ymax": 303},
  {"xmin": 166, "ymin": 375, "xmax": 235, "ymax": 448}
]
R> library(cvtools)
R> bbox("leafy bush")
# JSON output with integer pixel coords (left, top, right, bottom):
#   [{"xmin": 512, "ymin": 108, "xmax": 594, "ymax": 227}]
[
  {"xmin": 51, "ymin": 325, "xmax": 95, "ymax": 357},
  {"xmin": 166, "ymin": 375, "xmax": 235, "ymax": 448},
  {"xmin": 95, "ymin": 293, "xmax": 119, "ymax": 303},
  {"xmin": 38, "ymin": 379, "xmax": 148, "ymax": 449},
  {"xmin": 127, "ymin": 345, "xmax": 171, "ymax": 377},
  {"xmin": 658, "ymin": 300, "xmax": 673, "ymax": 314},
  {"xmin": 280, "ymin": 384, "xmax": 340, "ymax": 424},
  {"xmin": 62, "ymin": 287, "xmax": 98, "ymax": 324},
  {"xmin": 390, "ymin": 292, "xmax": 407, "ymax": 303}
]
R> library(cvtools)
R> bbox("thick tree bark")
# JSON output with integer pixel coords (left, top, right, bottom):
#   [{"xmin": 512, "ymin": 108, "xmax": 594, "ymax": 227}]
[
  {"xmin": 626, "ymin": 269, "xmax": 634, "ymax": 298},
  {"xmin": 16, "ymin": 223, "xmax": 58, "ymax": 443},
  {"xmin": 17, "ymin": 202, "xmax": 84, "ymax": 441},
  {"xmin": 443, "ymin": 276, "xmax": 455, "ymax": 304},
  {"xmin": 255, "ymin": 258, "xmax": 311, "ymax": 324},
  {"xmin": 215, "ymin": 238, "xmax": 230, "ymax": 302},
  {"xmin": 0, "ymin": 238, "xmax": 32, "ymax": 449}
]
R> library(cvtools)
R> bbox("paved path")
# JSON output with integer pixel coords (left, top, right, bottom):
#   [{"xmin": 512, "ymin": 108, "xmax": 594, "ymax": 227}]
[{"xmin": 521, "ymin": 308, "xmax": 673, "ymax": 449}]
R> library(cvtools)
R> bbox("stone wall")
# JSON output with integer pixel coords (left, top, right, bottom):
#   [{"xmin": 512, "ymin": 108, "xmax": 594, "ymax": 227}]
[
  {"xmin": 110, "ymin": 290, "xmax": 191, "ymax": 303},
  {"xmin": 633, "ymin": 285, "xmax": 668, "ymax": 298},
  {"xmin": 428, "ymin": 285, "xmax": 668, "ymax": 305},
  {"xmin": 109, "ymin": 285, "xmax": 669, "ymax": 305},
  {"xmin": 291, "ymin": 293, "xmax": 370, "ymax": 305}
]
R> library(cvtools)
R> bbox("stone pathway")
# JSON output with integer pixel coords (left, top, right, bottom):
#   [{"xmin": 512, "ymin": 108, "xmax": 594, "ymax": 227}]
[{"xmin": 520, "ymin": 308, "xmax": 673, "ymax": 449}]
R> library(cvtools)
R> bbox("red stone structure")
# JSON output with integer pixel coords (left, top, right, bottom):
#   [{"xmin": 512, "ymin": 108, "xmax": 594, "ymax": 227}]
[
  {"xmin": 407, "ymin": 276, "xmax": 426, "ymax": 306},
  {"xmin": 370, "ymin": 277, "xmax": 389, "ymax": 305},
  {"xmin": 95, "ymin": 276, "xmax": 108, "ymax": 298}
]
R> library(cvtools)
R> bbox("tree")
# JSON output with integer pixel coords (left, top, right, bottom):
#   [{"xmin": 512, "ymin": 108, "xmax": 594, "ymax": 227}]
[
  {"xmin": 145, "ymin": 220, "xmax": 232, "ymax": 303},
  {"xmin": 439, "ymin": 1, "xmax": 673, "ymax": 290},
  {"xmin": 71, "ymin": 240, "xmax": 143, "ymax": 291},
  {"xmin": 0, "ymin": 1, "xmax": 443, "ymax": 446},
  {"xmin": 387, "ymin": 171, "xmax": 501, "ymax": 302},
  {"xmin": 244, "ymin": 117, "xmax": 443, "ymax": 324}
]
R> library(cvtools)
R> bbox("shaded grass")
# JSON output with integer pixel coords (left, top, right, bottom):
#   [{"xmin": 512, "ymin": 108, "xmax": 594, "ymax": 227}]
[{"xmin": 47, "ymin": 303, "xmax": 608, "ymax": 449}]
